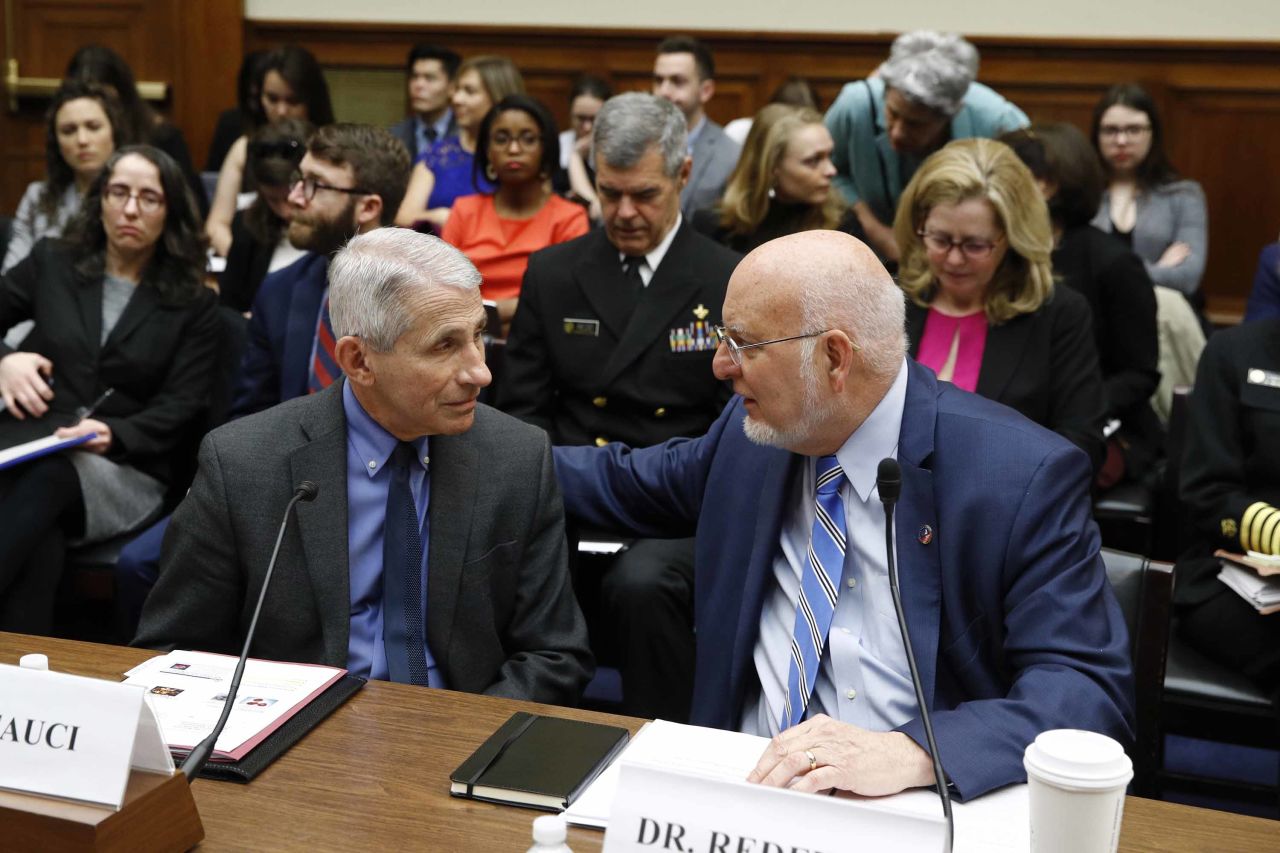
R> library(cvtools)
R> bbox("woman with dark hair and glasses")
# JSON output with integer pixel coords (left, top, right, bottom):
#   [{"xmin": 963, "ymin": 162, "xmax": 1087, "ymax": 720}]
[
  {"xmin": 66, "ymin": 44, "xmax": 206, "ymax": 216},
  {"xmin": 1090, "ymin": 83, "xmax": 1208, "ymax": 304},
  {"xmin": 3, "ymin": 80, "xmax": 125, "ymax": 276},
  {"xmin": 0, "ymin": 145, "xmax": 219, "ymax": 634},
  {"xmin": 1002, "ymin": 124, "xmax": 1162, "ymax": 488},
  {"xmin": 219, "ymin": 118, "xmax": 312, "ymax": 312},
  {"xmin": 442, "ymin": 95, "xmax": 588, "ymax": 332},
  {"xmin": 895, "ymin": 138, "xmax": 1106, "ymax": 471},
  {"xmin": 205, "ymin": 45, "xmax": 334, "ymax": 256}
]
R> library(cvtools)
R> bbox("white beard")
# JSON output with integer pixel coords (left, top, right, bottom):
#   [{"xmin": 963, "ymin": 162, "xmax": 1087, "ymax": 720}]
[{"xmin": 740, "ymin": 359, "xmax": 838, "ymax": 450}]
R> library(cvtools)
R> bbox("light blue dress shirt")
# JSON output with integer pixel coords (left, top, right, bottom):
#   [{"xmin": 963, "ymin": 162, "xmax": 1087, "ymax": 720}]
[
  {"xmin": 743, "ymin": 358, "xmax": 916, "ymax": 737},
  {"xmin": 414, "ymin": 108, "xmax": 455, "ymax": 157},
  {"xmin": 342, "ymin": 381, "xmax": 443, "ymax": 686}
]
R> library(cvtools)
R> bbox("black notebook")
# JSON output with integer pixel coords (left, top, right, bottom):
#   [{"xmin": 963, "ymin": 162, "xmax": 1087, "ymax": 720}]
[{"xmin": 450, "ymin": 711, "xmax": 630, "ymax": 810}]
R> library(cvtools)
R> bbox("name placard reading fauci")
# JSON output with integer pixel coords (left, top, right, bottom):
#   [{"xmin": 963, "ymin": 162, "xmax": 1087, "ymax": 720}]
[
  {"xmin": 0, "ymin": 664, "xmax": 173, "ymax": 809},
  {"xmin": 603, "ymin": 761, "xmax": 946, "ymax": 853}
]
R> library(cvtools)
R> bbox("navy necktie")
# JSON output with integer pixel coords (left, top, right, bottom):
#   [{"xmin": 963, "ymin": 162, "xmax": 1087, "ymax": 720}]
[
  {"xmin": 622, "ymin": 255, "xmax": 645, "ymax": 300},
  {"xmin": 382, "ymin": 442, "xmax": 429, "ymax": 685}
]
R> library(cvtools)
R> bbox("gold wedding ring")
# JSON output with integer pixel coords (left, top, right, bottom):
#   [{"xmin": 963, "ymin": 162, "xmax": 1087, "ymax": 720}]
[{"xmin": 804, "ymin": 749, "xmax": 817, "ymax": 771}]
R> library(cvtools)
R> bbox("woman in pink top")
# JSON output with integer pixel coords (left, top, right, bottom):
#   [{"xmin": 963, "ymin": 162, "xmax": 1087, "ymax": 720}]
[
  {"xmin": 893, "ymin": 138, "xmax": 1106, "ymax": 472},
  {"xmin": 442, "ymin": 95, "xmax": 589, "ymax": 335}
]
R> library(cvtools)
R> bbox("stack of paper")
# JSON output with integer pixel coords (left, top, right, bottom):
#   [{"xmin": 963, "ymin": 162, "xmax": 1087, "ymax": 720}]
[{"xmin": 1218, "ymin": 564, "xmax": 1280, "ymax": 614}]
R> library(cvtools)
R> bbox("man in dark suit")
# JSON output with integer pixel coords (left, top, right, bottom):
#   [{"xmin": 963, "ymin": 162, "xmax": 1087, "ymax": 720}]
[
  {"xmin": 553, "ymin": 230, "xmax": 1133, "ymax": 800},
  {"xmin": 653, "ymin": 36, "xmax": 740, "ymax": 217},
  {"xmin": 500, "ymin": 93, "xmax": 739, "ymax": 720},
  {"xmin": 389, "ymin": 44, "xmax": 461, "ymax": 160},
  {"xmin": 135, "ymin": 228, "xmax": 592, "ymax": 703}
]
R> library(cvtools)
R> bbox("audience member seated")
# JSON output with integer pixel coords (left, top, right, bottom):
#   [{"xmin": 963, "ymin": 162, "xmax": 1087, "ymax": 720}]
[
  {"xmin": 1173, "ymin": 316, "xmax": 1280, "ymax": 696},
  {"xmin": 67, "ymin": 44, "xmax": 206, "ymax": 216},
  {"xmin": 219, "ymin": 118, "xmax": 312, "ymax": 313},
  {"xmin": 652, "ymin": 35, "xmax": 741, "ymax": 217},
  {"xmin": 895, "ymin": 138, "xmax": 1106, "ymax": 472},
  {"xmin": 1003, "ymin": 124, "xmax": 1162, "ymax": 488},
  {"xmin": 390, "ymin": 43, "xmax": 462, "ymax": 161},
  {"xmin": 1091, "ymin": 84, "xmax": 1208, "ymax": 306},
  {"xmin": 442, "ymin": 95, "xmax": 588, "ymax": 333},
  {"xmin": 552, "ymin": 229, "xmax": 1133, "ymax": 801},
  {"xmin": 206, "ymin": 45, "xmax": 334, "ymax": 256},
  {"xmin": 723, "ymin": 77, "xmax": 821, "ymax": 147},
  {"xmin": 1244, "ymin": 241, "xmax": 1280, "ymax": 323},
  {"xmin": 562, "ymin": 74, "xmax": 612, "ymax": 220},
  {"xmin": 114, "ymin": 124, "xmax": 412, "ymax": 636},
  {"xmin": 0, "ymin": 146, "xmax": 218, "ymax": 635},
  {"xmin": 825, "ymin": 31, "xmax": 1028, "ymax": 263},
  {"xmin": 3, "ymin": 81, "xmax": 123, "ymax": 277},
  {"xmin": 500, "ymin": 93, "xmax": 740, "ymax": 721},
  {"xmin": 394, "ymin": 56, "xmax": 524, "ymax": 232},
  {"xmin": 135, "ymin": 227, "xmax": 593, "ymax": 704},
  {"xmin": 693, "ymin": 104, "xmax": 862, "ymax": 254},
  {"xmin": 205, "ymin": 50, "xmax": 268, "ymax": 174}
]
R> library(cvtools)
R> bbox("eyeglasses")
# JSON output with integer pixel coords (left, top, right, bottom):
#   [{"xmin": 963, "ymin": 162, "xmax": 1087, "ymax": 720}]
[
  {"xmin": 1098, "ymin": 124, "xmax": 1152, "ymax": 141},
  {"xmin": 491, "ymin": 130, "xmax": 541, "ymax": 149},
  {"xmin": 713, "ymin": 325, "xmax": 852, "ymax": 367},
  {"xmin": 917, "ymin": 230, "xmax": 1004, "ymax": 260},
  {"xmin": 103, "ymin": 183, "xmax": 165, "ymax": 213},
  {"xmin": 289, "ymin": 170, "xmax": 371, "ymax": 202}
]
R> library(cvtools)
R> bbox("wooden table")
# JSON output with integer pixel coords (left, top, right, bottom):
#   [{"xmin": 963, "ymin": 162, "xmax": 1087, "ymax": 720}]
[{"xmin": 3, "ymin": 633, "xmax": 1276, "ymax": 852}]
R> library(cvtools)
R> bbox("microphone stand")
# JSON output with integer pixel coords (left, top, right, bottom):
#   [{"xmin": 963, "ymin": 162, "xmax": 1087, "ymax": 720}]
[
  {"xmin": 180, "ymin": 481, "xmax": 319, "ymax": 781},
  {"xmin": 878, "ymin": 459, "xmax": 953, "ymax": 853}
]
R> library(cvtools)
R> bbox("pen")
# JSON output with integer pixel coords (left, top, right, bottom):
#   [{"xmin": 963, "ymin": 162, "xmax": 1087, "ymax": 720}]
[{"xmin": 75, "ymin": 388, "xmax": 115, "ymax": 422}]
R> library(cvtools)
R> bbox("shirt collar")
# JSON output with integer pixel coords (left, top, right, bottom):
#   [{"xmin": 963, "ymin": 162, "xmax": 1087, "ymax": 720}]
[
  {"xmin": 617, "ymin": 213, "xmax": 683, "ymax": 273},
  {"xmin": 343, "ymin": 380, "xmax": 430, "ymax": 478},
  {"xmin": 415, "ymin": 108, "xmax": 454, "ymax": 140},
  {"xmin": 833, "ymin": 357, "xmax": 908, "ymax": 503}
]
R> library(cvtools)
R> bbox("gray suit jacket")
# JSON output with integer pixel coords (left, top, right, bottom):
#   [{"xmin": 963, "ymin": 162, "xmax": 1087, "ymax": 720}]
[
  {"xmin": 134, "ymin": 382, "xmax": 593, "ymax": 705},
  {"xmin": 390, "ymin": 113, "xmax": 459, "ymax": 161},
  {"xmin": 1092, "ymin": 179, "xmax": 1207, "ymax": 296},
  {"xmin": 680, "ymin": 119, "xmax": 741, "ymax": 217}
]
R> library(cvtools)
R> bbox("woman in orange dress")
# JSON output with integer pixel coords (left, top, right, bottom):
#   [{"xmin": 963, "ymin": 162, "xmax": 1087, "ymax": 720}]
[{"xmin": 442, "ymin": 95, "xmax": 589, "ymax": 334}]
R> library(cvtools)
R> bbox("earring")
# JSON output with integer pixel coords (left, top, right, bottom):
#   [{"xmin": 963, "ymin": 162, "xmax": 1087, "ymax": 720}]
[
  {"xmin": 768, "ymin": 187, "xmax": 776, "ymax": 199},
  {"xmin": 485, "ymin": 164, "xmax": 497, "ymax": 181}
]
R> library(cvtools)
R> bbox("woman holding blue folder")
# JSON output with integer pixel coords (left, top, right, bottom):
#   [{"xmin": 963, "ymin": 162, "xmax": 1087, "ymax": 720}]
[{"xmin": 0, "ymin": 145, "xmax": 218, "ymax": 634}]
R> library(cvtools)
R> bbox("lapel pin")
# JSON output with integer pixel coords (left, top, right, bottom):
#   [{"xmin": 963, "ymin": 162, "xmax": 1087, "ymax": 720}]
[
  {"xmin": 918, "ymin": 524, "xmax": 934, "ymax": 545},
  {"xmin": 693, "ymin": 303, "xmax": 709, "ymax": 320}
]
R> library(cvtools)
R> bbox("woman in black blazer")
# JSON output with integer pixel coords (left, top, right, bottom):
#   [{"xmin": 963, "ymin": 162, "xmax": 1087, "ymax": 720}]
[
  {"xmin": 895, "ymin": 138, "xmax": 1106, "ymax": 472},
  {"xmin": 0, "ymin": 145, "xmax": 218, "ymax": 634}
]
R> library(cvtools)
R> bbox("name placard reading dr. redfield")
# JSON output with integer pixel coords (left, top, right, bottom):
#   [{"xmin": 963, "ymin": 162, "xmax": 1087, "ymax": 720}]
[
  {"xmin": 0, "ymin": 664, "xmax": 173, "ymax": 809},
  {"xmin": 603, "ymin": 760, "xmax": 947, "ymax": 853}
]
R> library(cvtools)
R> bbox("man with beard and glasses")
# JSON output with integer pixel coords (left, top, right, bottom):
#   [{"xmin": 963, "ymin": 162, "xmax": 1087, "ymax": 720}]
[
  {"xmin": 232, "ymin": 123, "xmax": 412, "ymax": 416},
  {"xmin": 113, "ymin": 125, "xmax": 411, "ymax": 633},
  {"xmin": 552, "ymin": 229, "xmax": 1132, "ymax": 802}
]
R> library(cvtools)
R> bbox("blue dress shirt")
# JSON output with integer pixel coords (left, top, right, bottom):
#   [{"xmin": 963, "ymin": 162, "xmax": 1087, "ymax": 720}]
[
  {"xmin": 743, "ymin": 358, "xmax": 916, "ymax": 737},
  {"xmin": 342, "ymin": 381, "xmax": 443, "ymax": 686},
  {"xmin": 414, "ymin": 108, "xmax": 455, "ymax": 157}
]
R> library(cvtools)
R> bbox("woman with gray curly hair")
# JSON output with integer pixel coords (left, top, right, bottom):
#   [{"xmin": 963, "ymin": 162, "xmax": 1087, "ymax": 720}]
[{"xmin": 825, "ymin": 31, "xmax": 1028, "ymax": 263}]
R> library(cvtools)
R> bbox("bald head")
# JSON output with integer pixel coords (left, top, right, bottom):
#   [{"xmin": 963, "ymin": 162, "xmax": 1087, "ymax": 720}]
[{"xmin": 714, "ymin": 231, "xmax": 907, "ymax": 455}]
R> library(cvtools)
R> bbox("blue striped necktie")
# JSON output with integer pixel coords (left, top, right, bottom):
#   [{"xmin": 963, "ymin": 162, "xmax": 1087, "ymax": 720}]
[{"xmin": 782, "ymin": 455, "xmax": 848, "ymax": 730}]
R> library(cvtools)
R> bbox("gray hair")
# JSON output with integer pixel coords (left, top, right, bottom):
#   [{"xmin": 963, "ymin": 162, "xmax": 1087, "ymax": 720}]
[
  {"xmin": 591, "ymin": 92, "xmax": 688, "ymax": 178},
  {"xmin": 799, "ymin": 254, "xmax": 907, "ymax": 381},
  {"xmin": 876, "ymin": 31, "xmax": 979, "ymax": 118},
  {"xmin": 328, "ymin": 228, "xmax": 481, "ymax": 352}
]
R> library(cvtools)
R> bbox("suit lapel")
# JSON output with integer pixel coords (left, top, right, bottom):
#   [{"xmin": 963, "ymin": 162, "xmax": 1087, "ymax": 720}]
[
  {"xmin": 976, "ymin": 312, "xmax": 1033, "ymax": 402},
  {"xmin": 73, "ymin": 274, "xmax": 103, "ymax": 355},
  {"xmin": 895, "ymin": 362, "xmax": 943, "ymax": 710},
  {"xmin": 601, "ymin": 224, "xmax": 701, "ymax": 384},
  {"xmin": 102, "ymin": 281, "xmax": 161, "ymax": 353},
  {"xmin": 290, "ymin": 382, "xmax": 351, "ymax": 666},
  {"xmin": 424, "ymin": 427, "xmax": 478, "ymax": 674},
  {"xmin": 685, "ymin": 128, "xmax": 715, "ymax": 207},
  {"xmin": 573, "ymin": 231, "xmax": 633, "ymax": 339}
]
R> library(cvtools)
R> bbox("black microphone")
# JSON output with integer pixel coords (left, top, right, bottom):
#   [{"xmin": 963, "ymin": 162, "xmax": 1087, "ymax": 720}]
[
  {"xmin": 877, "ymin": 458, "xmax": 953, "ymax": 853},
  {"xmin": 180, "ymin": 480, "xmax": 319, "ymax": 782}
]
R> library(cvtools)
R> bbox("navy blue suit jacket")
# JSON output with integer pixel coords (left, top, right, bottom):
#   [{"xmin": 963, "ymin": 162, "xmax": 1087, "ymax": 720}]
[
  {"xmin": 232, "ymin": 252, "xmax": 328, "ymax": 417},
  {"xmin": 554, "ymin": 359, "xmax": 1134, "ymax": 800}
]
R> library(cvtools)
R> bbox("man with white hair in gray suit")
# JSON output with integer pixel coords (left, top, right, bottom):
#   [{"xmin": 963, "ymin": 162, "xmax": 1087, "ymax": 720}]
[
  {"xmin": 136, "ymin": 228, "xmax": 593, "ymax": 704},
  {"xmin": 825, "ymin": 31, "xmax": 1028, "ymax": 262}
]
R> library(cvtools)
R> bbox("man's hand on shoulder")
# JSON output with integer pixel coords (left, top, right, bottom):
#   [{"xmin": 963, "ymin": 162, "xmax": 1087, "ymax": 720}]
[{"xmin": 746, "ymin": 714, "xmax": 935, "ymax": 796}]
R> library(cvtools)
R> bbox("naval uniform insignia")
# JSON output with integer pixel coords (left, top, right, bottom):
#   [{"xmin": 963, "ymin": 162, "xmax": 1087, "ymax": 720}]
[
  {"xmin": 563, "ymin": 317, "xmax": 600, "ymax": 336},
  {"xmin": 1221, "ymin": 518, "xmax": 1238, "ymax": 539},
  {"xmin": 1246, "ymin": 368, "xmax": 1280, "ymax": 389},
  {"xmin": 918, "ymin": 524, "xmax": 934, "ymax": 545},
  {"xmin": 693, "ymin": 303, "xmax": 710, "ymax": 320}
]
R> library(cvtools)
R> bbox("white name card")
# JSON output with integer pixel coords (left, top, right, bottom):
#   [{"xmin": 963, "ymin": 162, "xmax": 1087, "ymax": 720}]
[
  {"xmin": 603, "ymin": 760, "xmax": 947, "ymax": 853},
  {"xmin": 0, "ymin": 664, "xmax": 174, "ymax": 810}
]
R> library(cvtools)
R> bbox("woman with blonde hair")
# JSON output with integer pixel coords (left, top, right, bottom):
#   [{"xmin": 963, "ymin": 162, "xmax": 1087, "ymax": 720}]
[
  {"xmin": 895, "ymin": 137, "xmax": 1106, "ymax": 470},
  {"xmin": 693, "ymin": 104, "xmax": 858, "ymax": 253},
  {"xmin": 395, "ymin": 55, "xmax": 525, "ymax": 232}
]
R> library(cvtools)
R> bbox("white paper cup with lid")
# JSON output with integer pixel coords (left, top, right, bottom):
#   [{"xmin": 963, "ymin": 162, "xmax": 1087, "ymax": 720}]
[{"xmin": 1023, "ymin": 729, "xmax": 1133, "ymax": 853}]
